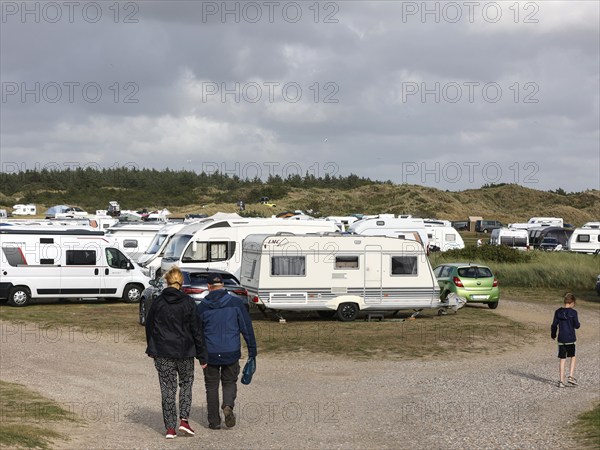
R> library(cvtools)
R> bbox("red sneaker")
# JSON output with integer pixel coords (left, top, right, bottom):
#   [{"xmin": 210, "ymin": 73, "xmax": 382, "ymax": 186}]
[
  {"xmin": 178, "ymin": 420, "xmax": 195, "ymax": 436},
  {"xmin": 165, "ymin": 428, "xmax": 177, "ymax": 439}
]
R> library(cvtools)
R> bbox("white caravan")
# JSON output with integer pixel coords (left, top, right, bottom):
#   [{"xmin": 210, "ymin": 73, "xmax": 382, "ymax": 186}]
[
  {"xmin": 424, "ymin": 226, "xmax": 465, "ymax": 252},
  {"xmin": 137, "ymin": 222, "xmax": 188, "ymax": 277},
  {"xmin": 162, "ymin": 218, "xmax": 338, "ymax": 278},
  {"xmin": 528, "ymin": 217, "xmax": 563, "ymax": 228},
  {"xmin": 105, "ymin": 222, "xmax": 165, "ymax": 261},
  {"xmin": 0, "ymin": 227, "xmax": 149, "ymax": 306},
  {"xmin": 12, "ymin": 204, "xmax": 36, "ymax": 215},
  {"xmin": 568, "ymin": 226, "xmax": 600, "ymax": 254},
  {"xmin": 241, "ymin": 234, "xmax": 464, "ymax": 321},
  {"xmin": 347, "ymin": 216, "xmax": 430, "ymax": 251},
  {"xmin": 489, "ymin": 228, "xmax": 529, "ymax": 250}
]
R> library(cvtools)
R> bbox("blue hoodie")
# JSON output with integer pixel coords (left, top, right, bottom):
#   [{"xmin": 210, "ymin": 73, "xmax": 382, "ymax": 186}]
[
  {"xmin": 196, "ymin": 289, "xmax": 257, "ymax": 365},
  {"xmin": 551, "ymin": 307, "xmax": 580, "ymax": 343}
]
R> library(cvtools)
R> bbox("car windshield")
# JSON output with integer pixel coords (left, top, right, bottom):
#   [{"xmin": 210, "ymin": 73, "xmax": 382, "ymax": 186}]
[
  {"xmin": 186, "ymin": 272, "xmax": 239, "ymax": 287},
  {"xmin": 457, "ymin": 267, "xmax": 493, "ymax": 278}
]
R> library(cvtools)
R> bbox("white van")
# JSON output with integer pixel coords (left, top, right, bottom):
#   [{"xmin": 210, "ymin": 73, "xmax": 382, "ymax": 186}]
[
  {"xmin": 347, "ymin": 216, "xmax": 430, "ymax": 251},
  {"xmin": 137, "ymin": 222, "xmax": 188, "ymax": 277},
  {"xmin": 241, "ymin": 234, "xmax": 462, "ymax": 321},
  {"xmin": 12, "ymin": 204, "xmax": 36, "ymax": 216},
  {"xmin": 568, "ymin": 227, "xmax": 600, "ymax": 254},
  {"xmin": 105, "ymin": 222, "xmax": 165, "ymax": 261},
  {"xmin": 162, "ymin": 218, "xmax": 338, "ymax": 278},
  {"xmin": 0, "ymin": 227, "xmax": 150, "ymax": 306},
  {"xmin": 489, "ymin": 228, "xmax": 529, "ymax": 250}
]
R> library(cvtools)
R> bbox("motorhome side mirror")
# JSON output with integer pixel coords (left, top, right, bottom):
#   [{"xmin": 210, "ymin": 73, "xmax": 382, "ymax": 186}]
[{"xmin": 127, "ymin": 261, "xmax": 134, "ymax": 270}]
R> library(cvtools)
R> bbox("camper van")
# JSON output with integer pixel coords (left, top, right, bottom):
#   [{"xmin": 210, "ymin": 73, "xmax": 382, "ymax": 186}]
[
  {"xmin": 489, "ymin": 228, "xmax": 529, "ymax": 250},
  {"xmin": 568, "ymin": 226, "xmax": 600, "ymax": 254},
  {"xmin": 0, "ymin": 227, "xmax": 149, "ymax": 306},
  {"xmin": 12, "ymin": 204, "xmax": 36, "ymax": 216},
  {"xmin": 162, "ymin": 218, "xmax": 338, "ymax": 278},
  {"xmin": 241, "ymin": 234, "xmax": 459, "ymax": 321},
  {"xmin": 137, "ymin": 222, "xmax": 188, "ymax": 277},
  {"xmin": 105, "ymin": 222, "xmax": 165, "ymax": 261},
  {"xmin": 347, "ymin": 216, "xmax": 430, "ymax": 251}
]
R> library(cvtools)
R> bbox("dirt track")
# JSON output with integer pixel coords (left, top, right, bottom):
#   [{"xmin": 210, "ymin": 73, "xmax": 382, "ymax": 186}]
[{"xmin": 1, "ymin": 299, "xmax": 598, "ymax": 449}]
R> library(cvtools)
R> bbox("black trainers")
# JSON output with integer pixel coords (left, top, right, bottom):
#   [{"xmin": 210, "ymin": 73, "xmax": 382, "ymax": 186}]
[
  {"xmin": 208, "ymin": 423, "xmax": 221, "ymax": 430},
  {"xmin": 223, "ymin": 406, "xmax": 236, "ymax": 428}
]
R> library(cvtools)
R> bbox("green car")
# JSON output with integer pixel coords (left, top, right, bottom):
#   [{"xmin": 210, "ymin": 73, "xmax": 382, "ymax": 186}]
[{"xmin": 433, "ymin": 263, "xmax": 500, "ymax": 309}]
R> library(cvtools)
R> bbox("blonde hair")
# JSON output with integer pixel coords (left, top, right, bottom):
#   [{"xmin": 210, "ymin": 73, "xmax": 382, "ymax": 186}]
[
  {"xmin": 564, "ymin": 293, "xmax": 576, "ymax": 304},
  {"xmin": 164, "ymin": 266, "xmax": 184, "ymax": 289}
]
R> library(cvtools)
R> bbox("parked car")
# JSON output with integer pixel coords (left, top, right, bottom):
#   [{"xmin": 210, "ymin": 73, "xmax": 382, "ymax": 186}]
[
  {"xmin": 539, "ymin": 237, "xmax": 560, "ymax": 251},
  {"xmin": 138, "ymin": 269, "xmax": 249, "ymax": 325},
  {"xmin": 433, "ymin": 263, "xmax": 500, "ymax": 309},
  {"xmin": 475, "ymin": 220, "xmax": 503, "ymax": 233},
  {"xmin": 596, "ymin": 274, "xmax": 600, "ymax": 296}
]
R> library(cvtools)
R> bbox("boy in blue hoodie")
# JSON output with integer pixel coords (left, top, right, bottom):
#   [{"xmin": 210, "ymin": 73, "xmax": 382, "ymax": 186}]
[
  {"xmin": 196, "ymin": 273, "xmax": 257, "ymax": 429},
  {"xmin": 551, "ymin": 293, "xmax": 580, "ymax": 388}
]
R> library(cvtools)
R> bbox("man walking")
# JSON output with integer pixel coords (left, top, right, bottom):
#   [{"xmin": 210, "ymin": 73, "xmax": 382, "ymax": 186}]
[{"xmin": 196, "ymin": 273, "xmax": 257, "ymax": 429}]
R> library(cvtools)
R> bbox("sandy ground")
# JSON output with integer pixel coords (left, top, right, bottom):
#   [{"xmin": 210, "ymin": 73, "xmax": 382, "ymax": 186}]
[{"xmin": 1, "ymin": 299, "xmax": 598, "ymax": 450}]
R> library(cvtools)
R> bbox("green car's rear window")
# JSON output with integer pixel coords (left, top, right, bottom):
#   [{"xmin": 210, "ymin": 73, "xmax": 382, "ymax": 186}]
[{"xmin": 457, "ymin": 267, "xmax": 493, "ymax": 278}]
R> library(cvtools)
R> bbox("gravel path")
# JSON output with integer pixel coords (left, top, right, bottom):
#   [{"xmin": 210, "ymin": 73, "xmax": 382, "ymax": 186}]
[{"xmin": 1, "ymin": 299, "xmax": 598, "ymax": 449}]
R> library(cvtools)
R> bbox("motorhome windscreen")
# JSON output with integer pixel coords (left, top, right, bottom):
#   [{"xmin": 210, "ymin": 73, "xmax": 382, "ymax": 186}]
[
  {"xmin": 271, "ymin": 256, "xmax": 306, "ymax": 276},
  {"xmin": 145, "ymin": 234, "xmax": 168, "ymax": 255},
  {"xmin": 163, "ymin": 234, "xmax": 193, "ymax": 259},
  {"xmin": 391, "ymin": 256, "xmax": 417, "ymax": 275}
]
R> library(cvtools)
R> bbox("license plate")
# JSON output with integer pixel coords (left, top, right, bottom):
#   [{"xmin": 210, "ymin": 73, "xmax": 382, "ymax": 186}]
[{"xmin": 471, "ymin": 295, "xmax": 490, "ymax": 300}]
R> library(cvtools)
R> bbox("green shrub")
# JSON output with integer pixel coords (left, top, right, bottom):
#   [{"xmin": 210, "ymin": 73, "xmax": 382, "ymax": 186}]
[{"xmin": 434, "ymin": 245, "xmax": 533, "ymax": 264}]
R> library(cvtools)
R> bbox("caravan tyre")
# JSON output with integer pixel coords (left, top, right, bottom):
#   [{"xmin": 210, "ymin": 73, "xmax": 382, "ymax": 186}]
[
  {"xmin": 336, "ymin": 303, "xmax": 358, "ymax": 322},
  {"xmin": 8, "ymin": 286, "xmax": 31, "ymax": 307},
  {"xmin": 123, "ymin": 284, "xmax": 143, "ymax": 303}
]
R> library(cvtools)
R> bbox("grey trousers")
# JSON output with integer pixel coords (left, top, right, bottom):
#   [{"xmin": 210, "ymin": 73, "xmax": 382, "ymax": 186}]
[{"xmin": 202, "ymin": 361, "xmax": 240, "ymax": 426}]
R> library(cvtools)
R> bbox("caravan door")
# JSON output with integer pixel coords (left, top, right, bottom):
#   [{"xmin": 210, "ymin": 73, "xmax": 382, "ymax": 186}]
[{"xmin": 364, "ymin": 246, "xmax": 382, "ymax": 303}]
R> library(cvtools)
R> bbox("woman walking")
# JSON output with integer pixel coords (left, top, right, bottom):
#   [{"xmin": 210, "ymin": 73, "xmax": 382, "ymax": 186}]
[{"xmin": 145, "ymin": 266, "xmax": 207, "ymax": 439}]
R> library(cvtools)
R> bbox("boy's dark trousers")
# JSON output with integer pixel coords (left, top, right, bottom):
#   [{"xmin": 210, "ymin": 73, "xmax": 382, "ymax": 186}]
[{"xmin": 203, "ymin": 361, "xmax": 240, "ymax": 426}]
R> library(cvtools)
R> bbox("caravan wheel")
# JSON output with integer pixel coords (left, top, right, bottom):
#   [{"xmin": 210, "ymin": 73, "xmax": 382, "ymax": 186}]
[
  {"xmin": 336, "ymin": 303, "xmax": 358, "ymax": 322},
  {"xmin": 8, "ymin": 286, "xmax": 31, "ymax": 307}
]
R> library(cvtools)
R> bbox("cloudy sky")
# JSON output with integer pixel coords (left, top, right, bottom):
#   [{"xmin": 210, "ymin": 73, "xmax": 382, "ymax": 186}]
[{"xmin": 1, "ymin": 1, "xmax": 598, "ymax": 191}]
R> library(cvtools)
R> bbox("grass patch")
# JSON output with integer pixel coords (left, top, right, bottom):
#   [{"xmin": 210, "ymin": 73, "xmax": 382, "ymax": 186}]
[
  {"xmin": 1, "ymin": 301, "xmax": 539, "ymax": 360},
  {"xmin": 503, "ymin": 288, "xmax": 600, "ymax": 309},
  {"xmin": 573, "ymin": 402, "xmax": 600, "ymax": 449},
  {"xmin": 0, "ymin": 381, "xmax": 78, "ymax": 449}
]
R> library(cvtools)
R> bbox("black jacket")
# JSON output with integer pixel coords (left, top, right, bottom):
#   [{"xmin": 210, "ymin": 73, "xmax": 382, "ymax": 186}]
[
  {"xmin": 551, "ymin": 307, "xmax": 580, "ymax": 343},
  {"xmin": 145, "ymin": 287, "xmax": 207, "ymax": 363}
]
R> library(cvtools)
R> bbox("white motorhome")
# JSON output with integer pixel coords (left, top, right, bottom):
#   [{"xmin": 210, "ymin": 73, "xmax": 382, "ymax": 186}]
[
  {"xmin": 241, "ymin": 234, "xmax": 463, "ymax": 321},
  {"xmin": 528, "ymin": 217, "xmax": 563, "ymax": 228},
  {"xmin": 324, "ymin": 216, "xmax": 359, "ymax": 232},
  {"xmin": 347, "ymin": 216, "xmax": 430, "ymax": 251},
  {"xmin": 489, "ymin": 228, "xmax": 529, "ymax": 250},
  {"xmin": 105, "ymin": 222, "xmax": 165, "ymax": 261},
  {"xmin": 162, "ymin": 218, "xmax": 338, "ymax": 278},
  {"xmin": 137, "ymin": 222, "xmax": 188, "ymax": 277},
  {"xmin": 568, "ymin": 226, "xmax": 600, "ymax": 254},
  {"xmin": 12, "ymin": 204, "xmax": 36, "ymax": 215},
  {"xmin": 0, "ymin": 227, "xmax": 149, "ymax": 306}
]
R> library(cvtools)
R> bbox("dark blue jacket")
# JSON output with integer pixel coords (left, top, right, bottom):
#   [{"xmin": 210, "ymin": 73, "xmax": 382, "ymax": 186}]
[
  {"xmin": 551, "ymin": 307, "xmax": 580, "ymax": 343},
  {"xmin": 196, "ymin": 289, "xmax": 257, "ymax": 365}
]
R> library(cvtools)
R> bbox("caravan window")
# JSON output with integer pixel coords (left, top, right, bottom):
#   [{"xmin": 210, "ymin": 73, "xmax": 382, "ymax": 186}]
[
  {"xmin": 182, "ymin": 241, "xmax": 235, "ymax": 263},
  {"xmin": 500, "ymin": 237, "xmax": 528, "ymax": 247},
  {"xmin": 576, "ymin": 234, "xmax": 590, "ymax": 243},
  {"xmin": 335, "ymin": 256, "xmax": 359, "ymax": 269},
  {"xmin": 391, "ymin": 256, "xmax": 418, "ymax": 275},
  {"xmin": 271, "ymin": 256, "xmax": 306, "ymax": 276},
  {"xmin": 66, "ymin": 250, "xmax": 96, "ymax": 265},
  {"xmin": 123, "ymin": 239, "xmax": 138, "ymax": 249}
]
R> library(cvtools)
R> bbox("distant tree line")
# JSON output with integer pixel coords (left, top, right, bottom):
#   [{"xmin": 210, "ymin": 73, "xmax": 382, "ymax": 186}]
[{"xmin": 0, "ymin": 167, "xmax": 379, "ymax": 210}]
